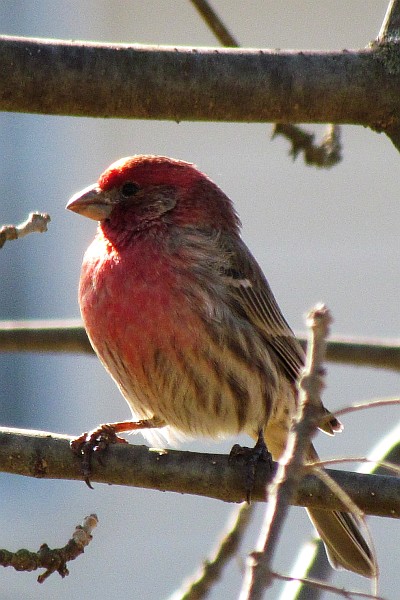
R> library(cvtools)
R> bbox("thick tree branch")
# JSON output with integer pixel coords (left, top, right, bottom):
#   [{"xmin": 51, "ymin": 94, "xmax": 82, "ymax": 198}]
[
  {"xmin": 189, "ymin": 2, "xmax": 343, "ymax": 169},
  {"xmin": 1, "ymin": 320, "xmax": 398, "ymax": 371},
  {"xmin": 0, "ymin": 35, "xmax": 400, "ymax": 133},
  {"xmin": 0, "ymin": 427, "xmax": 399, "ymax": 518}
]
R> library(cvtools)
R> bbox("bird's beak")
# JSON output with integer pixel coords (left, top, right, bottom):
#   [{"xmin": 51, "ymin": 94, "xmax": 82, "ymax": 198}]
[{"xmin": 66, "ymin": 184, "xmax": 113, "ymax": 221}]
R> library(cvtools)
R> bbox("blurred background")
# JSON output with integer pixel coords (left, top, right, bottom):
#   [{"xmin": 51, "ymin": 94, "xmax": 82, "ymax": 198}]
[{"xmin": 0, "ymin": 1, "xmax": 398, "ymax": 598}]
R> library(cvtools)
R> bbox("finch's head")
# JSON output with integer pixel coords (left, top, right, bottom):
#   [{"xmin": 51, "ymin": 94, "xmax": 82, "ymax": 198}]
[{"xmin": 67, "ymin": 155, "xmax": 240, "ymax": 237}]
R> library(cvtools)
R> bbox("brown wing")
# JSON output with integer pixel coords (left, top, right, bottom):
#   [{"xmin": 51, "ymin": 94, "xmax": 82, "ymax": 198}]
[
  {"xmin": 218, "ymin": 234, "xmax": 340, "ymax": 435},
  {"xmin": 219, "ymin": 234, "xmax": 305, "ymax": 383}
]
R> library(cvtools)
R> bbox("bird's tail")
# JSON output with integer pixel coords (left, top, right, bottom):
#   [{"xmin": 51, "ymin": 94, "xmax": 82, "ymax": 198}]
[
  {"xmin": 260, "ymin": 424, "xmax": 376, "ymax": 577},
  {"xmin": 306, "ymin": 445, "xmax": 376, "ymax": 578},
  {"xmin": 306, "ymin": 506, "xmax": 376, "ymax": 577}
]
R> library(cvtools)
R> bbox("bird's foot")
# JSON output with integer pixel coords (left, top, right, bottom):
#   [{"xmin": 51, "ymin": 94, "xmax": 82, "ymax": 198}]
[
  {"xmin": 71, "ymin": 422, "xmax": 129, "ymax": 489},
  {"xmin": 71, "ymin": 417, "xmax": 165, "ymax": 488},
  {"xmin": 229, "ymin": 430, "xmax": 273, "ymax": 502}
]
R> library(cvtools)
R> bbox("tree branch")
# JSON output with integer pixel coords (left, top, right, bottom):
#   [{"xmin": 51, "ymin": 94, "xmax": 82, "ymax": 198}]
[
  {"xmin": 169, "ymin": 502, "xmax": 254, "ymax": 600},
  {"xmin": 1, "ymin": 320, "xmax": 398, "ymax": 371},
  {"xmin": 378, "ymin": 0, "xmax": 400, "ymax": 41},
  {"xmin": 240, "ymin": 305, "xmax": 332, "ymax": 599},
  {"xmin": 0, "ymin": 35, "xmax": 400, "ymax": 132},
  {"xmin": 0, "ymin": 320, "xmax": 92, "ymax": 354},
  {"xmin": 272, "ymin": 570, "xmax": 384, "ymax": 600},
  {"xmin": 0, "ymin": 213, "xmax": 50, "ymax": 249},
  {"xmin": 272, "ymin": 124, "xmax": 342, "ymax": 169},
  {"xmin": 189, "ymin": 0, "xmax": 239, "ymax": 47},
  {"xmin": 0, "ymin": 427, "xmax": 399, "ymax": 518},
  {"xmin": 189, "ymin": 2, "xmax": 344, "ymax": 170},
  {"xmin": 282, "ymin": 426, "xmax": 400, "ymax": 600},
  {"xmin": 0, "ymin": 514, "xmax": 98, "ymax": 583}
]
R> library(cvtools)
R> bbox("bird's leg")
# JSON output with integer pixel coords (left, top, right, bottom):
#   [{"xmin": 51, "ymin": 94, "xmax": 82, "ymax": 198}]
[
  {"xmin": 71, "ymin": 416, "xmax": 166, "ymax": 488},
  {"xmin": 229, "ymin": 429, "xmax": 273, "ymax": 502}
]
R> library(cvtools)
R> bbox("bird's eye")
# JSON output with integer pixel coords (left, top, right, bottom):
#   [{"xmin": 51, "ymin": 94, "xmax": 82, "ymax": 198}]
[{"xmin": 121, "ymin": 181, "xmax": 140, "ymax": 197}]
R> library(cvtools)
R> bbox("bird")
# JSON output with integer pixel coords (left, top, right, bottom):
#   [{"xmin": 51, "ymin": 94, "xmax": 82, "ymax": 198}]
[{"xmin": 67, "ymin": 154, "xmax": 375, "ymax": 578}]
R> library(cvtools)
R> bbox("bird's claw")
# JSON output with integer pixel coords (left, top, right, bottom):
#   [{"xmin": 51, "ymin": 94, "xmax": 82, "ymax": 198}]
[
  {"xmin": 229, "ymin": 434, "xmax": 273, "ymax": 502},
  {"xmin": 71, "ymin": 424, "xmax": 129, "ymax": 488}
]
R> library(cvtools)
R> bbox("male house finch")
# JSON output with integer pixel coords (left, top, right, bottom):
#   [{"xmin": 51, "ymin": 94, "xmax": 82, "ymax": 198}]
[{"xmin": 67, "ymin": 155, "xmax": 374, "ymax": 577}]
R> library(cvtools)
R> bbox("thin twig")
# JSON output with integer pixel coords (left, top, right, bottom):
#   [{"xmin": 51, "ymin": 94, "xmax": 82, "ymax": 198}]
[
  {"xmin": 310, "ymin": 457, "xmax": 400, "ymax": 477},
  {"xmin": 239, "ymin": 305, "xmax": 332, "ymax": 600},
  {"xmin": 276, "ymin": 539, "xmax": 332, "ymax": 600},
  {"xmin": 272, "ymin": 570, "xmax": 386, "ymax": 600},
  {"xmin": 279, "ymin": 425, "xmax": 400, "ymax": 600},
  {"xmin": 0, "ymin": 212, "xmax": 50, "ymax": 249},
  {"xmin": 272, "ymin": 124, "xmax": 342, "ymax": 168},
  {"xmin": 0, "ymin": 320, "xmax": 93, "ymax": 353},
  {"xmin": 169, "ymin": 503, "xmax": 254, "ymax": 600},
  {"xmin": 189, "ymin": 0, "xmax": 239, "ymax": 47},
  {"xmin": 378, "ymin": 0, "xmax": 400, "ymax": 41},
  {"xmin": 0, "ymin": 514, "xmax": 98, "ymax": 583},
  {"xmin": 311, "ymin": 337, "xmax": 400, "ymax": 372},
  {"xmin": 334, "ymin": 397, "xmax": 400, "ymax": 418}
]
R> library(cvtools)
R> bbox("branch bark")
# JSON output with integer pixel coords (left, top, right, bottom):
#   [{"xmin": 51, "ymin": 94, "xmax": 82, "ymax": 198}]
[
  {"xmin": 0, "ymin": 427, "xmax": 399, "ymax": 518},
  {"xmin": 1, "ymin": 35, "xmax": 400, "ymax": 132}
]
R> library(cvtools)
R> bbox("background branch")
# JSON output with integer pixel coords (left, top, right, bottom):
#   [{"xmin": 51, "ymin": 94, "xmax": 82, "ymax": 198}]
[
  {"xmin": 190, "ymin": 0, "xmax": 239, "ymax": 47},
  {"xmin": 0, "ymin": 514, "xmax": 98, "ymax": 583},
  {"xmin": 378, "ymin": 0, "xmax": 400, "ymax": 41},
  {"xmin": 281, "ymin": 422, "xmax": 400, "ymax": 600},
  {"xmin": 272, "ymin": 124, "xmax": 342, "ymax": 168},
  {"xmin": 169, "ymin": 502, "xmax": 254, "ymax": 600},
  {"xmin": 0, "ymin": 427, "xmax": 399, "ymax": 518},
  {"xmin": 1, "ymin": 320, "xmax": 398, "ymax": 371},
  {"xmin": 0, "ymin": 212, "xmax": 50, "ymax": 249},
  {"xmin": 1, "ymin": 36, "xmax": 400, "ymax": 132}
]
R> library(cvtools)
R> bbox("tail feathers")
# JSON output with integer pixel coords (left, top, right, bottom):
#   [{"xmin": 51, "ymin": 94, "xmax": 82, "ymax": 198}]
[{"xmin": 307, "ymin": 507, "xmax": 376, "ymax": 577}]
